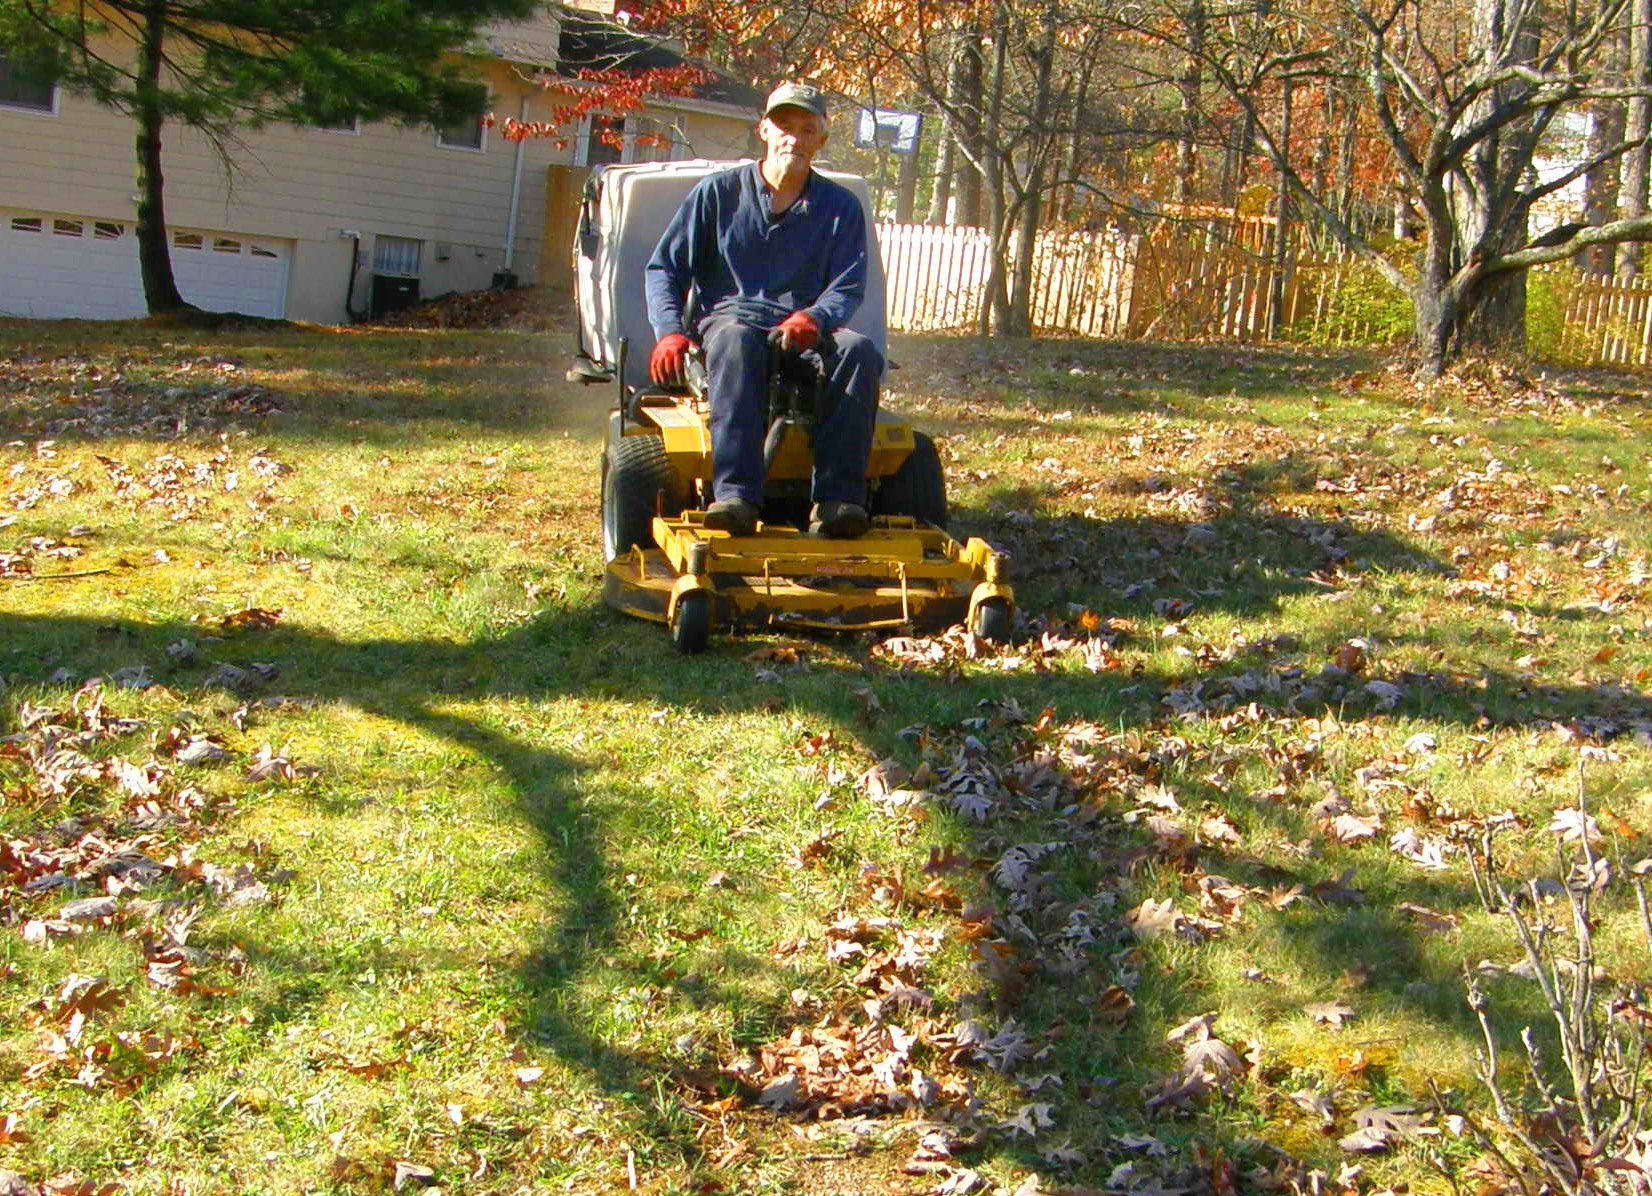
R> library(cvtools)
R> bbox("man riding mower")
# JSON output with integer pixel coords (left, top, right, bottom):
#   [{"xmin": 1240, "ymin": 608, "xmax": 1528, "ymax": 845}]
[{"xmin": 574, "ymin": 83, "xmax": 1013, "ymax": 653}]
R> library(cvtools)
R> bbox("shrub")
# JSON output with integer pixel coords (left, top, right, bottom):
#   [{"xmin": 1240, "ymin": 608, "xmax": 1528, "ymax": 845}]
[
  {"xmin": 1291, "ymin": 256, "xmax": 1413, "ymax": 347},
  {"xmin": 1526, "ymin": 267, "xmax": 1581, "ymax": 364}
]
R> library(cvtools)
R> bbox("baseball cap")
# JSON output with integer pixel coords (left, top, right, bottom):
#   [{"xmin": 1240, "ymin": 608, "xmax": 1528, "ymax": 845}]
[{"xmin": 764, "ymin": 82, "xmax": 828, "ymax": 121}]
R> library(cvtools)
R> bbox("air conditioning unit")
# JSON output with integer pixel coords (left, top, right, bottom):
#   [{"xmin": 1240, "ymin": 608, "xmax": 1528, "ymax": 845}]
[{"xmin": 370, "ymin": 273, "xmax": 420, "ymax": 317}]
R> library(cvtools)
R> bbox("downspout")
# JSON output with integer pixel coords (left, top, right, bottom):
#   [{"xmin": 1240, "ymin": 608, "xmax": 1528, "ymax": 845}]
[
  {"xmin": 345, "ymin": 234, "xmax": 368, "ymax": 322},
  {"xmin": 501, "ymin": 92, "xmax": 529, "ymax": 284}
]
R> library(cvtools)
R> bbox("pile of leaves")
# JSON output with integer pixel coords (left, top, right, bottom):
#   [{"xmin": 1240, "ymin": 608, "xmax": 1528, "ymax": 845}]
[{"xmin": 367, "ymin": 286, "xmax": 566, "ymax": 331}]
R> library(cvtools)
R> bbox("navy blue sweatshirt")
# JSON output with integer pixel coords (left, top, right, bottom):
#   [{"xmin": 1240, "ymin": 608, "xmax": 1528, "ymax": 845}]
[{"xmin": 645, "ymin": 162, "xmax": 868, "ymax": 341}]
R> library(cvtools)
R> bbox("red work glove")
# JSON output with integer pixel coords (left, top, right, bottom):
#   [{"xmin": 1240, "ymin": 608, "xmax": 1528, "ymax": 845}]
[
  {"xmin": 649, "ymin": 333, "xmax": 693, "ymax": 386},
  {"xmin": 773, "ymin": 310, "xmax": 820, "ymax": 353}
]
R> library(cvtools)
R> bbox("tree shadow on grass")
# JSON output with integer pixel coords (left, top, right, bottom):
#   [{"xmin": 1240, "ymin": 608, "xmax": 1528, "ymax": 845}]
[{"xmin": 3, "ymin": 539, "xmax": 1647, "ymax": 1188}]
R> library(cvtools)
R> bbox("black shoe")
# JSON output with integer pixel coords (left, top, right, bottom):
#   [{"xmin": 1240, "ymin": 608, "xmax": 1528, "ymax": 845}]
[
  {"xmin": 703, "ymin": 498, "xmax": 759, "ymax": 535},
  {"xmin": 809, "ymin": 501, "xmax": 869, "ymax": 539}
]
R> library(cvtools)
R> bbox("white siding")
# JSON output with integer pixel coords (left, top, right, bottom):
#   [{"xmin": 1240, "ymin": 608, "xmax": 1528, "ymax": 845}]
[{"xmin": 0, "ymin": 45, "xmax": 754, "ymax": 323}]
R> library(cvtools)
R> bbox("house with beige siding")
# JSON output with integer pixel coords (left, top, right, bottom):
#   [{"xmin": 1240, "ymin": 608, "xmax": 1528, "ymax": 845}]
[{"xmin": 0, "ymin": 3, "xmax": 759, "ymax": 323}]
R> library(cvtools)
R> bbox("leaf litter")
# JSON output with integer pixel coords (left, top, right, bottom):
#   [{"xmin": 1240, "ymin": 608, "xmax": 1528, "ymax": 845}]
[{"xmin": 1, "ymin": 681, "xmax": 303, "ymax": 1106}]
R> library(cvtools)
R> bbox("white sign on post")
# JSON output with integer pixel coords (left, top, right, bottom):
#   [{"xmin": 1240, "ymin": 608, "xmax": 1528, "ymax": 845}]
[{"xmin": 854, "ymin": 108, "xmax": 923, "ymax": 156}]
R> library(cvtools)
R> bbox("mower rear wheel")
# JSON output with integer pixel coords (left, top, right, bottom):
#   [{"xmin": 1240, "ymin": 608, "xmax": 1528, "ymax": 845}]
[
  {"xmin": 602, "ymin": 431, "xmax": 680, "ymax": 563},
  {"xmin": 972, "ymin": 598, "xmax": 1012, "ymax": 645},
  {"xmin": 872, "ymin": 431, "xmax": 947, "ymax": 530},
  {"xmin": 671, "ymin": 592, "xmax": 711, "ymax": 654}
]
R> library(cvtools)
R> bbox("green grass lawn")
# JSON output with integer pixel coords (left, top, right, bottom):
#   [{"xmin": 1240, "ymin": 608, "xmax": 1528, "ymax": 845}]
[{"xmin": 3, "ymin": 314, "xmax": 1652, "ymax": 1195}]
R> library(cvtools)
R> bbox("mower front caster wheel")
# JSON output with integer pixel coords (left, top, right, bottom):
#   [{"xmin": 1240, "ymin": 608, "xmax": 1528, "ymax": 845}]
[
  {"xmin": 671, "ymin": 592, "xmax": 711, "ymax": 654},
  {"xmin": 972, "ymin": 598, "xmax": 1012, "ymax": 645}
]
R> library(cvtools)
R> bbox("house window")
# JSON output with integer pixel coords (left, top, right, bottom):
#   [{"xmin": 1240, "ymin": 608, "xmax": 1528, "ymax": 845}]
[
  {"xmin": 94, "ymin": 222, "xmax": 124, "ymax": 240},
  {"xmin": 578, "ymin": 113, "xmax": 682, "ymax": 166},
  {"xmin": 626, "ymin": 116, "xmax": 682, "ymax": 164},
  {"xmin": 580, "ymin": 114, "xmax": 625, "ymax": 167},
  {"xmin": 250, "ymin": 244, "xmax": 279, "ymax": 259},
  {"xmin": 212, "ymin": 237, "xmax": 241, "ymax": 254},
  {"xmin": 53, "ymin": 219, "xmax": 83, "ymax": 237},
  {"xmin": 436, "ymin": 112, "xmax": 486, "ymax": 151},
  {"xmin": 0, "ymin": 54, "xmax": 55, "ymax": 114},
  {"xmin": 373, "ymin": 235, "xmax": 421, "ymax": 277},
  {"xmin": 296, "ymin": 87, "xmax": 362, "ymax": 134},
  {"xmin": 173, "ymin": 232, "xmax": 203, "ymax": 250},
  {"xmin": 10, "ymin": 216, "xmax": 42, "ymax": 233}
]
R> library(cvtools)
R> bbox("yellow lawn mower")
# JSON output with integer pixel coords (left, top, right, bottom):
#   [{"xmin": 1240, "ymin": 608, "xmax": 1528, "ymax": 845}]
[{"xmin": 571, "ymin": 160, "xmax": 1013, "ymax": 654}]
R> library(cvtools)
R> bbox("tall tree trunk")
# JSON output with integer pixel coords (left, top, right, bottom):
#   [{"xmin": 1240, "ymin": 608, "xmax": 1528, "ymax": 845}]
[
  {"xmin": 1312, "ymin": 82, "xmax": 1332, "ymax": 199},
  {"xmin": 1447, "ymin": 0, "xmax": 1538, "ymax": 361},
  {"xmin": 1268, "ymin": 78, "xmax": 1293, "ymax": 336},
  {"xmin": 1620, "ymin": 0, "xmax": 1652, "ymax": 277},
  {"xmin": 1393, "ymin": 182, "xmax": 1415, "ymax": 241},
  {"xmin": 1057, "ymin": 49, "xmax": 1094, "ymax": 224},
  {"xmin": 1008, "ymin": 1, "xmax": 1057, "ymax": 335},
  {"xmin": 1333, "ymin": 12, "xmax": 1358, "ymax": 232},
  {"xmin": 1412, "ymin": 208, "xmax": 1458, "ymax": 377},
  {"xmin": 1175, "ymin": 0, "xmax": 1204, "ymax": 204},
  {"xmin": 1225, "ymin": 109, "xmax": 1256, "ymax": 206},
  {"xmin": 927, "ymin": 33, "xmax": 971, "ymax": 225},
  {"xmin": 894, "ymin": 148, "xmax": 919, "ymax": 224},
  {"xmin": 135, "ymin": 0, "xmax": 188, "ymax": 314},
  {"xmin": 1335, "ymin": 90, "xmax": 1358, "ymax": 229},
  {"xmin": 978, "ymin": 3, "xmax": 1011, "ymax": 335},
  {"xmin": 956, "ymin": 31, "xmax": 984, "ymax": 227},
  {"xmin": 1582, "ymin": 26, "xmax": 1628, "ymax": 276},
  {"xmin": 926, "ymin": 123, "xmax": 954, "ymax": 224},
  {"xmin": 1458, "ymin": 269, "xmax": 1528, "ymax": 356}
]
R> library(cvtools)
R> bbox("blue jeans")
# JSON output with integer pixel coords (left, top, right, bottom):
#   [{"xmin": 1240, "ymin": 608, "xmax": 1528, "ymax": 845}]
[{"xmin": 699, "ymin": 315, "xmax": 881, "ymax": 506}]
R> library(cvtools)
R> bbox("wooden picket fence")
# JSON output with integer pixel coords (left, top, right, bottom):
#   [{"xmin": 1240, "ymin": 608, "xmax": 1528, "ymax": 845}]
[
  {"xmin": 877, "ymin": 222, "xmax": 1133, "ymax": 336},
  {"xmin": 1548, "ymin": 270, "xmax": 1652, "ymax": 366},
  {"xmin": 875, "ymin": 221, "xmax": 1387, "ymax": 344},
  {"xmin": 876, "ymin": 220, "xmax": 1652, "ymax": 366}
]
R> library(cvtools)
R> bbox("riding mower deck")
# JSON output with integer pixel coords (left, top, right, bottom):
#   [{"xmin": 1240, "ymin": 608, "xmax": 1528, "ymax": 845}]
[{"xmin": 572, "ymin": 160, "xmax": 1013, "ymax": 653}]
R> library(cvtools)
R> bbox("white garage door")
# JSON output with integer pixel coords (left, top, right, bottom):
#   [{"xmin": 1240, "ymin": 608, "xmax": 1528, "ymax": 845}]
[{"xmin": 0, "ymin": 209, "xmax": 290, "ymax": 319}]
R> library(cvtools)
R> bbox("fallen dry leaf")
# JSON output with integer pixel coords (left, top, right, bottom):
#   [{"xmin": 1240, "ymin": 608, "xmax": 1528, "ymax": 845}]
[
  {"xmin": 1340, "ymin": 1105, "xmax": 1424, "ymax": 1153},
  {"xmin": 174, "ymin": 738, "xmax": 229, "ymax": 767},
  {"xmin": 1292, "ymin": 1088, "xmax": 1337, "ymax": 1130},
  {"xmin": 1398, "ymin": 902, "xmax": 1459, "ymax": 934},
  {"xmin": 219, "ymin": 607, "xmax": 282, "ymax": 633},
  {"xmin": 1305, "ymin": 1001, "xmax": 1357, "ymax": 1027},
  {"xmin": 1329, "ymin": 812, "xmax": 1382, "ymax": 844},
  {"xmin": 1096, "ymin": 986, "xmax": 1135, "ymax": 1023},
  {"xmin": 1546, "ymin": 807, "xmax": 1602, "ymax": 844}
]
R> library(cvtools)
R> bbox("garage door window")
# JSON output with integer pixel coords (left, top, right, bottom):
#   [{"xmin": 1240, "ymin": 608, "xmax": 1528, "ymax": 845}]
[{"xmin": 0, "ymin": 54, "xmax": 55, "ymax": 114}]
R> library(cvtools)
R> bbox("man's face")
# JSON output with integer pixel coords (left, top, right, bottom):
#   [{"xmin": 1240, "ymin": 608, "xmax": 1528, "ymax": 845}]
[{"xmin": 759, "ymin": 106, "xmax": 828, "ymax": 169}]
